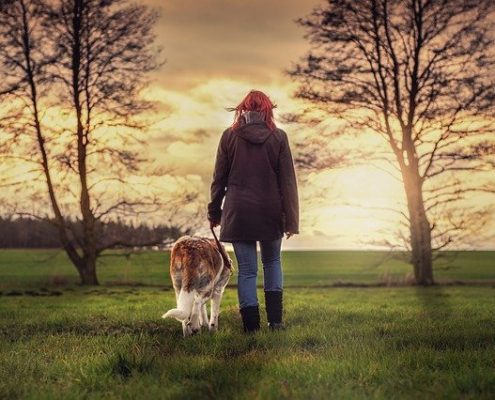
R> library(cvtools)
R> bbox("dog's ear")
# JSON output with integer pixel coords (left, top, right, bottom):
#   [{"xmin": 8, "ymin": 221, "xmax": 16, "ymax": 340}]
[{"xmin": 162, "ymin": 308, "xmax": 189, "ymax": 322}]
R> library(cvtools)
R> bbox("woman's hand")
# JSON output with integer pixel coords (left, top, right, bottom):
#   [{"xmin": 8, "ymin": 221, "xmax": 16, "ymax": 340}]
[{"xmin": 285, "ymin": 232, "xmax": 294, "ymax": 239}]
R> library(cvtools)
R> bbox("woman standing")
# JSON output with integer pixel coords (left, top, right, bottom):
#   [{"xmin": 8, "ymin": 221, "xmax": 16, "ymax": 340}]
[{"xmin": 207, "ymin": 90, "xmax": 299, "ymax": 333}]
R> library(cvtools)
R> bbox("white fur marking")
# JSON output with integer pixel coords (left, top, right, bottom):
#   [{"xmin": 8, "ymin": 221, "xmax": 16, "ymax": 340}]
[{"xmin": 162, "ymin": 289, "xmax": 195, "ymax": 322}]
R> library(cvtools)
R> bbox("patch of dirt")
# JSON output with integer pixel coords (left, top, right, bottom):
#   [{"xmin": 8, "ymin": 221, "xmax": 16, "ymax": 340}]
[{"xmin": 2, "ymin": 290, "xmax": 62, "ymax": 297}]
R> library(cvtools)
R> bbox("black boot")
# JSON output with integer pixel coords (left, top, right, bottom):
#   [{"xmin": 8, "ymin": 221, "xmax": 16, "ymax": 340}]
[
  {"xmin": 265, "ymin": 290, "xmax": 285, "ymax": 330},
  {"xmin": 239, "ymin": 305, "xmax": 260, "ymax": 333}
]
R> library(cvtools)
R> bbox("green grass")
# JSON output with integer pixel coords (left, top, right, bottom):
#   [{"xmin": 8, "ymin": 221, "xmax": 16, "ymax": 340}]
[
  {"xmin": 0, "ymin": 286, "xmax": 494, "ymax": 399},
  {"xmin": 0, "ymin": 249, "xmax": 494, "ymax": 289},
  {"xmin": 1, "ymin": 250, "xmax": 494, "ymax": 398}
]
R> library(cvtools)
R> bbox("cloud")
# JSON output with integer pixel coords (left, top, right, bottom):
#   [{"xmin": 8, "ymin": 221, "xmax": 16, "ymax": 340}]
[
  {"xmin": 145, "ymin": 0, "xmax": 322, "ymax": 90},
  {"xmin": 141, "ymin": 77, "xmax": 308, "ymax": 186}
]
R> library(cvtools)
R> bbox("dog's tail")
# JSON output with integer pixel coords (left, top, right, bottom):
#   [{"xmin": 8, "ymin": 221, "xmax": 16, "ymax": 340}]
[
  {"xmin": 162, "ymin": 308, "xmax": 189, "ymax": 321},
  {"xmin": 161, "ymin": 288, "xmax": 194, "ymax": 322}
]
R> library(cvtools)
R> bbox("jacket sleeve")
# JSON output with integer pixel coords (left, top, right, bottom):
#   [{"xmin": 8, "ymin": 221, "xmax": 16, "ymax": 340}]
[
  {"xmin": 207, "ymin": 129, "xmax": 230, "ymax": 222},
  {"xmin": 278, "ymin": 130, "xmax": 299, "ymax": 234}
]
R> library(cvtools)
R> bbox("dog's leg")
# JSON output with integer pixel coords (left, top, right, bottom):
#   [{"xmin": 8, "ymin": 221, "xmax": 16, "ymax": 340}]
[
  {"xmin": 173, "ymin": 286, "xmax": 180, "ymax": 308},
  {"xmin": 182, "ymin": 320, "xmax": 191, "ymax": 337},
  {"xmin": 209, "ymin": 267, "xmax": 231, "ymax": 332},
  {"xmin": 188, "ymin": 292, "xmax": 204, "ymax": 335},
  {"xmin": 171, "ymin": 269, "xmax": 182, "ymax": 304},
  {"xmin": 199, "ymin": 302, "xmax": 209, "ymax": 328},
  {"xmin": 209, "ymin": 289, "xmax": 224, "ymax": 332}
]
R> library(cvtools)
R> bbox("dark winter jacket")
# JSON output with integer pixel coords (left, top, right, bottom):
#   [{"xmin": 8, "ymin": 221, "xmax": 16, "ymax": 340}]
[{"xmin": 207, "ymin": 111, "xmax": 299, "ymax": 242}]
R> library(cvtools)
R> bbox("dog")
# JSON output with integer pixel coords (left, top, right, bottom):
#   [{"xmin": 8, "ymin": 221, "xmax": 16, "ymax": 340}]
[{"xmin": 162, "ymin": 236, "xmax": 232, "ymax": 336}]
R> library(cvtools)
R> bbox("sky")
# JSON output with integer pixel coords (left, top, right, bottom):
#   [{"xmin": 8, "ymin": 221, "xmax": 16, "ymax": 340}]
[
  {"xmin": 1, "ymin": 0, "xmax": 494, "ymax": 250},
  {"xmin": 124, "ymin": 0, "xmax": 492, "ymax": 250},
  {"xmin": 140, "ymin": 0, "xmax": 407, "ymax": 249}
]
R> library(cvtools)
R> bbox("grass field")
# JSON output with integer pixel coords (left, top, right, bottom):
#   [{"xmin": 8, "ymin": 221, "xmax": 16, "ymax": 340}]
[
  {"xmin": 1, "ymin": 249, "xmax": 494, "ymax": 289},
  {"xmin": 1, "ymin": 250, "xmax": 494, "ymax": 399}
]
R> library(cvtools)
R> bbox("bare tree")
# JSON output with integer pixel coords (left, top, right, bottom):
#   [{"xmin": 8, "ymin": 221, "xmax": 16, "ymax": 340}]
[
  {"xmin": 0, "ymin": 0, "xmax": 78, "ymax": 271},
  {"xmin": 0, "ymin": 0, "xmax": 187, "ymax": 284},
  {"xmin": 288, "ymin": 0, "xmax": 495, "ymax": 285}
]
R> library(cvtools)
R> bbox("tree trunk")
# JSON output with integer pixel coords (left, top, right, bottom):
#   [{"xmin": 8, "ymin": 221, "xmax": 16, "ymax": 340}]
[
  {"xmin": 76, "ymin": 258, "xmax": 99, "ymax": 285},
  {"xmin": 403, "ymin": 169, "xmax": 434, "ymax": 285},
  {"xmin": 72, "ymin": 0, "xmax": 99, "ymax": 286},
  {"xmin": 18, "ymin": 0, "xmax": 85, "ymax": 280}
]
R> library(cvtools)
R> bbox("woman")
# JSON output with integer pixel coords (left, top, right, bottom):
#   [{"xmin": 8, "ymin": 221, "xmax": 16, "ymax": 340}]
[{"xmin": 207, "ymin": 89, "xmax": 299, "ymax": 333}]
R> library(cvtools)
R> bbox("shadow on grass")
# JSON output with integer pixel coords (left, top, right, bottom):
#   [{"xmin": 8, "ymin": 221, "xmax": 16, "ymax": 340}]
[
  {"xmin": 0, "ymin": 319, "xmax": 173, "ymax": 339},
  {"xmin": 414, "ymin": 284, "xmax": 453, "ymax": 321},
  {"xmin": 1, "ymin": 308, "xmax": 274, "ymax": 398},
  {"xmin": 408, "ymin": 285, "xmax": 495, "ymax": 351},
  {"xmin": 94, "ymin": 323, "xmax": 274, "ymax": 399}
]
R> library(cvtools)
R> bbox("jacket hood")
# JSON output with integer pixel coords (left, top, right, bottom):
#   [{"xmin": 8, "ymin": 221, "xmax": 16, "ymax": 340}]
[{"xmin": 235, "ymin": 111, "xmax": 272, "ymax": 144}]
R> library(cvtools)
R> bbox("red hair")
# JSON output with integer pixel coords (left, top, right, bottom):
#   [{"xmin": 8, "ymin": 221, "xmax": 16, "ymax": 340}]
[{"xmin": 227, "ymin": 90, "xmax": 277, "ymax": 131}]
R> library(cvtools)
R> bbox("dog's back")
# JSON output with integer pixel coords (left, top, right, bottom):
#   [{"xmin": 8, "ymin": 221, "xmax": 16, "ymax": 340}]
[{"xmin": 170, "ymin": 236, "xmax": 223, "ymax": 296}]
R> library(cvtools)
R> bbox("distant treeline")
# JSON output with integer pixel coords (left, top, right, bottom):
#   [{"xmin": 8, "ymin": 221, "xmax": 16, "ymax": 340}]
[{"xmin": 0, "ymin": 217, "xmax": 184, "ymax": 248}]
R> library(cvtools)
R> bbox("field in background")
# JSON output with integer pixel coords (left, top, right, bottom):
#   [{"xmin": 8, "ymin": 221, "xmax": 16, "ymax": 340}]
[{"xmin": 1, "ymin": 249, "xmax": 494, "ymax": 289}]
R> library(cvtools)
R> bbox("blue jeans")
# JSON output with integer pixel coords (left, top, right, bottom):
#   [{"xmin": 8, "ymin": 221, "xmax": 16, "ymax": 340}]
[{"xmin": 232, "ymin": 238, "xmax": 283, "ymax": 309}]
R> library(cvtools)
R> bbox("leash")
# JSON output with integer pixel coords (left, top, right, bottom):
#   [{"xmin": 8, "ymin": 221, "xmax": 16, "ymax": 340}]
[{"xmin": 210, "ymin": 226, "xmax": 233, "ymax": 270}]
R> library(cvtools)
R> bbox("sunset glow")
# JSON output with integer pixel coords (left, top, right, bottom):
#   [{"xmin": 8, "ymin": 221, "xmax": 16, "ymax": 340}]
[{"xmin": 1, "ymin": 0, "xmax": 493, "ymax": 249}]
